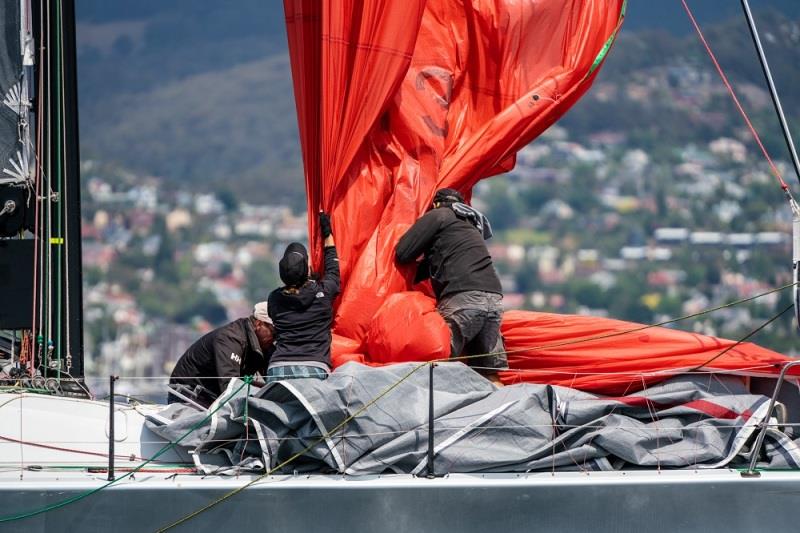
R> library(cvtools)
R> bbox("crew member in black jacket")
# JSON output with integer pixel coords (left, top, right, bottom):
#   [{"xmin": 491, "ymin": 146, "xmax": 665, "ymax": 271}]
[
  {"xmin": 266, "ymin": 212, "xmax": 340, "ymax": 382},
  {"xmin": 168, "ymin": 302, "xmax": 275, "ymax": 406},
  {"xmin": 395, "ymin": 188, "xmax": 507, "ymax": 384}
]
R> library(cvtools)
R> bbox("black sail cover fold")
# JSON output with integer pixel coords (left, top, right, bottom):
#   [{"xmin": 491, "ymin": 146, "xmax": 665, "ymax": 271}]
[{"xmin": 0, "ymin": 0, "xmax": 22, "ymax": 182}]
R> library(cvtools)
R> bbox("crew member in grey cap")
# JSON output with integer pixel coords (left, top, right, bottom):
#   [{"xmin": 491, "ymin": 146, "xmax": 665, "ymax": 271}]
[
  {"xmin": 266, "ymin": 212, "xmax": 340, "ymax": 382},
  {"xmin": 168, "ymin": 302, "xmax": 275, "ymax": 406}
]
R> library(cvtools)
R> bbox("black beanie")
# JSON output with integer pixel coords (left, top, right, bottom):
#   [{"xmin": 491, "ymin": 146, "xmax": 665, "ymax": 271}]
[
  {"xmin": 279, "ymin": 242, "xmax": 309, "ymax": 287},
  {"xmin": 433, "ymin": 188, "xmax": 465, "ymax": 205}
]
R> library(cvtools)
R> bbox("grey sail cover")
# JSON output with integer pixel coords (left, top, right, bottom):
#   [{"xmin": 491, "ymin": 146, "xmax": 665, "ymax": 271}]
[
  {"xmin": 146, "ymin": 362, "xmax": 800, "ymax": 475},
  {"xmin": 0, "ymin": 0, "xmax": 23, "ymax": 182}
]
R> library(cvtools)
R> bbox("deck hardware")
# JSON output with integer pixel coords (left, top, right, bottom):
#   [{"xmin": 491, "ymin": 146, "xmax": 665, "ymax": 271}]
[{"xmin": 745, "ymin": 360, "xmax": 800, "ymax": 476}]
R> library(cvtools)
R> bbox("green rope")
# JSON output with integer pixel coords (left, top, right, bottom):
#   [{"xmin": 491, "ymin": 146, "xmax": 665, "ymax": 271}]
[
  {"xmin": 159, "ymin": 281, "xmax": 798, "ymax": 529},
  {"xmin": 585, "ymin": 0, "xmax": 627, "ymax": 79},
  {"xmin": 157, "ymin": 363, "xmax": 430, "ymax": 532},
  {"xmin": 0, "ymin": 378, "xmax": 251, "ymax": 524},
  {"xmin": 0, "ymin": 386, "xmax": 54, "ymax": 395}
]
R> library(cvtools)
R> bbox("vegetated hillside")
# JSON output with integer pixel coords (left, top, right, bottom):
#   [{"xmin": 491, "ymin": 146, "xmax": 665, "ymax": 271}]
[
  {"xmin": 80, "ymin": 55, "xmax": 300, "ymax": 205},
  {"xmin": 76, "ymin": 1, "xmax": 300, "ymax": 205},
  {"xmin": 75, "ymin": 3, "xmax": 800, "ymax": 206},
  {"xmin": 562, "ymin": 9, "xmax": 800, "ymax": 159},
  {"xmin": 622, "ymin": 0, "xmax": 798, "ymax": 34}
]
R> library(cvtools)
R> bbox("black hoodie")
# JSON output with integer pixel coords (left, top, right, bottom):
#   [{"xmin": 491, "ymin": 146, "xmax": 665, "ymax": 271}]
[
  {"xmin": 267, "ymin": 245, "xmax": 340, "ymax": 369},
  {"xmin": 395, "ymin": 206, "xmax": 502, "ymax": 300}
]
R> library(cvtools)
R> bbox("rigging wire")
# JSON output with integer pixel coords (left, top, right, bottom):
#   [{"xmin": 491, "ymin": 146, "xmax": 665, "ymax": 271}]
[
  {"xmin": 59, "ymin": 2, "xmax": 71, "ymax": 376},
  {"xmin": 685, "ymin": 303, "xmax": 793, "ymax": 372},
  {"xmin": 447, "ymin": 281, "xmax": 796, "ymax": 360},
  {"xmin": 156, "ymin": 364, "xmax": 430, "ymax": 532},
  {"xmin": 44, "ymin": 0, "xmax": 52, "ymax": 373},
  {"xmin": 53, "ymin": 0, "xmax": 63, "ymax": 378},
  {"xmin": 739, "ymin": 0, "xmax": 800, "ymax": 186},
  {"xmin": 34, "ymin": 0, "xmax": 46, "ymax": 378},
  {"xmin": 681, "ymin": 0, "xmax": 798, "ymax": 211},
  {"xmin": 1, "ymin": 291, "xmax": 796, "ymax": 526},
  {"xmin": 29, "ymin": 0, "xmax": 43, "ymax": 376}
]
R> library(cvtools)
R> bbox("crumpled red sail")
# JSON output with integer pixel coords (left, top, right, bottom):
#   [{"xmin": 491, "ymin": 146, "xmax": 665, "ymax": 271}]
[
  {"xmin": 366, "ymin": 292, "xmax": 450, "ymax": 364},
  {"xmin": 284, "ymin": 0, "xmax": 794, "ymax": 394}
]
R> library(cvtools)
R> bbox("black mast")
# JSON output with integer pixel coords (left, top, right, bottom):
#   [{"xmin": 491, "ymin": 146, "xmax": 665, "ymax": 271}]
[
  {"xmin": 27, "ymin": 0, "xmax": 84, "ymax": 382},
  {"xmin": 59, "ymin": 0, "xmax": 84, "ymax": 379}
]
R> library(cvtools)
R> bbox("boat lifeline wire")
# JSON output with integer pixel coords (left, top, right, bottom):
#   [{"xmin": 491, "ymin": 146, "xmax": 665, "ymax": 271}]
[
  {"xmin": 0, "ymin": 378, "xmax": 251, "ymax": 524},
  {"xmin": 460, "ymin": 281, "xmax": 796, "ymax": 358},
  {"xmin": 59, "ymin": 280, "xmax": 799, "ymax": 383},
  {"xmin": 0, "ymin": 296, "xmax": 794, "ymax": 528},
  {"xmin": 156, "ymin": 304, "xmax": 798, "ymax": 532},
  {"xmin": 0, "ymin": 280, "xmax": 791, "ymax": 512},
  {"xmin": 155, "ymin": 362, "xmax": 432, "ymax": 532}
]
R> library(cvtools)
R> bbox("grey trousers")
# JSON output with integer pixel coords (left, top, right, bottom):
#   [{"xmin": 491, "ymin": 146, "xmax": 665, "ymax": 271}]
[{"xmin": 437, "ymin": 290, "xmax": 508, "ymax": 375}]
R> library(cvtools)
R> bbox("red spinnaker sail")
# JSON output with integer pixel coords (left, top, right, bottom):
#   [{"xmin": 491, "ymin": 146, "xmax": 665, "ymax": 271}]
[{"xmin": 284, "ymin": 0, "xmax": 793, "ymax": 394}]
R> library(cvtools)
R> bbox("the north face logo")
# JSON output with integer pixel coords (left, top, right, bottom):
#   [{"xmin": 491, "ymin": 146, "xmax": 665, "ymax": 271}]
[{"xmin": 230, "ymin": 352, "xmax": 242, "ymax": 364}]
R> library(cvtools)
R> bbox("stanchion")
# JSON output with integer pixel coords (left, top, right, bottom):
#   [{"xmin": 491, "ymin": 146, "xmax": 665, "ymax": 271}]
[
  {"xmin": 107, "ymin": 375, "xmax": 118, "ymax": 481},
  {"xmin": 426, "ymin": 362, "xmax": 437, "ymax": 478}
]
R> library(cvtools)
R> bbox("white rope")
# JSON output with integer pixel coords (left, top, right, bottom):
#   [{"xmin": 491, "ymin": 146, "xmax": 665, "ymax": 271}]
[{"xmin": 106, "ymin": 364, "xmax": 782, "ymax": 380}]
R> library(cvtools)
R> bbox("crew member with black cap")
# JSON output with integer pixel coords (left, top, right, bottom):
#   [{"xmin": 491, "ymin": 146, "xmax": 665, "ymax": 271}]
[
  {"xmin": 168, "ymin": 302, "xmax": 275, "ymax": 406},
  {"xmin": 266, "ymin": 212, "xmax": 340, "ymax": 382},
  {"xmin": 395, "ymin": 188, "xmax": 508, "ymax": 384}
]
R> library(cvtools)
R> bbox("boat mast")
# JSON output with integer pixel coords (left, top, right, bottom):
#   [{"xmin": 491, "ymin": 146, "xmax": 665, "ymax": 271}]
[
  {"xmin": 54, "ymin": 0, "xmax": 83, "ymax": 378},
  {"xmin": 28, "ymin": 0, "xmax": 83, "ymax": 381}
]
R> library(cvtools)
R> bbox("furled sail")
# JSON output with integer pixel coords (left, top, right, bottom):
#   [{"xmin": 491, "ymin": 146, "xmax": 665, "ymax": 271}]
[
  {"xmin": 0, "ymin": 0, "xmax": 24, "ymax": 184},
  {"xmin": 284, "ymin": 0, "xmax": 794, "ymax": 394}
]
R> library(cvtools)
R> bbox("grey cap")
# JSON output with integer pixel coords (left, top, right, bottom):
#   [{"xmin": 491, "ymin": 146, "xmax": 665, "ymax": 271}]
[{"xmin": 252, "ymin": 301, "xmax": 273, "ymax": 325}]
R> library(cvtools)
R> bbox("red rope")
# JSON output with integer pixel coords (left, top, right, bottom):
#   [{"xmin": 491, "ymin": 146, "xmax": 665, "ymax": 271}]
[
  {"xmin": 0, "ymin": 433, "xmax": 167, "ymax": 464},
  {"xmin": 681, "ymin": 0, "xmax": 789, "ymax": 191}
]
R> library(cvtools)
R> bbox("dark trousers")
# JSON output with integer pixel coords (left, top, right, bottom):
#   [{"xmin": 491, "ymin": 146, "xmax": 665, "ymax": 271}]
[{"xmin": 437, "ymin": 290, "xmax": 508, "ymax": 374}]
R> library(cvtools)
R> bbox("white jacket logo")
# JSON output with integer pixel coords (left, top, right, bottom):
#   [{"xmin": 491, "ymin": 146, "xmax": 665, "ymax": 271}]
[{"xmin": 230, "ymin": 352, "xmax": 241, "ymax": 364}]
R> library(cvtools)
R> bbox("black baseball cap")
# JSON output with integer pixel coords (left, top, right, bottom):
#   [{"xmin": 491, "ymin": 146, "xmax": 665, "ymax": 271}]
[
  {"xmin": 279, "ymin": 242, "xmax": 309, "ymax": 287},
  {"xmin": 433, "ymin": 188, "xmax": 465, "ymax": 205}
]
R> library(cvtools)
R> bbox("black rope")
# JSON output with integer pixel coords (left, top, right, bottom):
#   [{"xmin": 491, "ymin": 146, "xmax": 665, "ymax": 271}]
[{"xmin": 687, "ymin": 303, "xmax": 794, "ymax": 373}]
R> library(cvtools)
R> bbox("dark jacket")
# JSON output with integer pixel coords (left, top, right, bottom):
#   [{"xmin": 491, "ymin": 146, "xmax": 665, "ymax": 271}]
[
  {"xmin": 395, "ymin": 206, "xmax": 502, "ymax": 300},
  {"xmin": 267, "ymin": 245, "xmax": 340, "ymax": 368},
  {"xmin": 169, "ymin": 317, "xmax": 271, "ymax": 404}
]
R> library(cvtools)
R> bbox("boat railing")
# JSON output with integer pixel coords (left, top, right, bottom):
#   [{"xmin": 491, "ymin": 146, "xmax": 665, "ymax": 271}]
[
  {"xmin": 3, "ymin": 360, "xmax": 800, "ymax": 479},
  {"xmin": 745, "ymin": 359, "xmax": 800, "ymax": 475}
]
